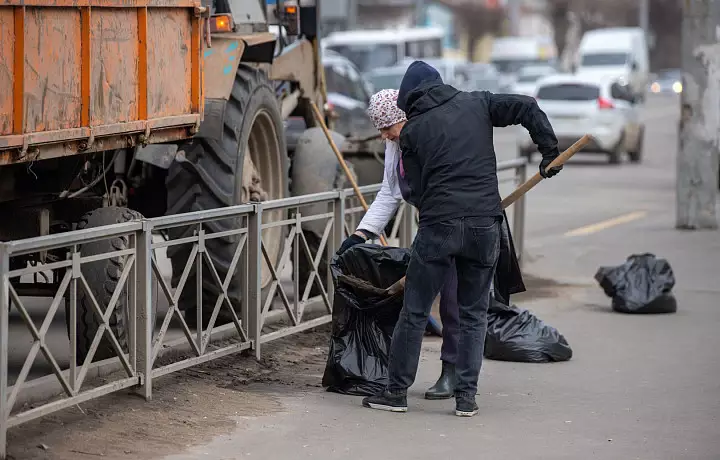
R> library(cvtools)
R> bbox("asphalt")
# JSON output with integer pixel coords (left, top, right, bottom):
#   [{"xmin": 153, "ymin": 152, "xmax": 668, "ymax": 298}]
[{"xmin": 163, "ymin": 94, "xmax": 720, "ymax": 460}]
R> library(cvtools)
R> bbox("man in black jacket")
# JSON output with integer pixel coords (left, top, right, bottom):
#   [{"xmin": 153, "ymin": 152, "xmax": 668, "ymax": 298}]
[{"xmin": 362, "ymin": 61, "xmax": 562, "ymax": 417}]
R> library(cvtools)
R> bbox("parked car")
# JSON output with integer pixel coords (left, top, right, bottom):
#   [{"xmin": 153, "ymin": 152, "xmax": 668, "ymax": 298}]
[
  {"xmin": 517, "ymin": 74, "xmax": 644, "ymax": 164},
  {"xmin": 648, "ymin": 68, "xmax": 682, "ymax": 95},
  {"xmin": 284, "ymin": 51, "xmax": 377, "ymax": 153},
  {"xmin": 365, "ymin": 64, "xmax": 408, "ymax": 91},
  {"xmin": 511, "ymin": 64, "xmax": 557, "ymax": 96},
  {"xmin": 462, "ymin": 63, "xmax": 502, "ymax": 93},
  {"xmin": 490, "ymin": 36, "xmax": 558, "ymax": 93},
  {"xmin": 365, "ymin": 59, "xmax": 502, "ymax": 93}
]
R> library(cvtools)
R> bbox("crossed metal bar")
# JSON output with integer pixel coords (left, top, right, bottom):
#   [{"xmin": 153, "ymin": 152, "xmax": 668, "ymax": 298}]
[
  {"xmin": 259, "ymin": 214, "xmax": 334, "ymax": 329},
  {"xmin": 0, "ymin": 160, "xmax": 528, "ymax": 459}
]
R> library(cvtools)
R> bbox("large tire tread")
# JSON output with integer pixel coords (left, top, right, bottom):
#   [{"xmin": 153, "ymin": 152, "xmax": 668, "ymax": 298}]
[
  {"xmin": 71, "ymin": 207, "xmax": 142, "ymax": 363},
  {"xmin": 166, "ymin": 64, "xmax": 288, "ymax": 315}
]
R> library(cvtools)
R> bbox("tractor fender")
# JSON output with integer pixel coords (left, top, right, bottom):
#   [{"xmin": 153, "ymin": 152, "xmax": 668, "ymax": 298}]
[{"xmin": 203, "ymin": 33, "xmax": 277, "ymax": 100}]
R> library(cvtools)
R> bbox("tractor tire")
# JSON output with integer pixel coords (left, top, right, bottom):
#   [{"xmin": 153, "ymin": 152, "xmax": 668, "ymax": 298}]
[
  {"xmin": 67, "ymin": 206, "xmax": 158, "ymax": 364},
  {"xmin": 290, "ymin": 128, "xmax": 351, "ymax": 297},
  {"xmin": 166, "ymin": 64, "xmax": 289, "ymax": 326}
]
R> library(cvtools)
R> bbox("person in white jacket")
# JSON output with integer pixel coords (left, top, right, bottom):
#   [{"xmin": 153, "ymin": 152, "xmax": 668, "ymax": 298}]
[{"xmin": 336, "ymin": 89, "xmax": 459, "ymax": 400}]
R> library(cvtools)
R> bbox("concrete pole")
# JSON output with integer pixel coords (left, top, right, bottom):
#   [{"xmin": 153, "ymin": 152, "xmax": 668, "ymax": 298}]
[
  {"xmin": 508, "ymin": 0, "xmax": 521, "ymax": 36},
  {"xmin": 639, "ymin": 0, "xmax": 649, "ymax": 37},
  {"xmin": 677, "ymin": 0, "xmax": 720, "ymax": 230}
]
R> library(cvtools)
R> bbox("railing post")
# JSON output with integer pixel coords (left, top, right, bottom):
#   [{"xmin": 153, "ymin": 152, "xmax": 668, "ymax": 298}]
[
  {"xmin": 0, "ymin": 244, "xmax": 9, "ymax": 460},
  {"xmin": 327, "ymin": 190, "xmax": 346, "ymax": 307},
  {"xmin": 513, "ymin": 161, "xmax": 528, "ymax": 268},
  {"xmin": 399, "ymin": 204, "xmax": 415, "ymax": 249},
  {"xmin": 247, "ymin": 203, "xmax": 263, "ymax": 360},
  {"xmin": 240, "ymin": 215, "xmax": 249, "ymax": 343},
  {"xmin": 135, "ymin": 220, "xmax": 153, "ymax": 401}
]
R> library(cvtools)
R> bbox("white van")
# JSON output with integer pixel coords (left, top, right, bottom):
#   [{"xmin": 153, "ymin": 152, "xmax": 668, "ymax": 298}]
[
  {"xmin": 323, "ymin": 28, "xmax": 445, "ymax": 75},
  {"xmin": 576, "ymin": 28, "xmax": 649, "ymax": 101}
]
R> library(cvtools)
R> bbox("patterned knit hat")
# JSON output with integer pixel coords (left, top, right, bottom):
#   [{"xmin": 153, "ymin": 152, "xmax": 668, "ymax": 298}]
[{"xmin": 367, "ymin": 89, "xmax": 407, "ymax": 130}]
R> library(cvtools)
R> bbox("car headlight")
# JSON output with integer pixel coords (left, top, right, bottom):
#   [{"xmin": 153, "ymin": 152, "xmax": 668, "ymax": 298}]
[
  {"xmin": 651, "ymin": 82, "xmax": 661, "ymax": 93},
  {"xmin": 672, "ymin": 81, "xmax": 682, "ymax": 93}
]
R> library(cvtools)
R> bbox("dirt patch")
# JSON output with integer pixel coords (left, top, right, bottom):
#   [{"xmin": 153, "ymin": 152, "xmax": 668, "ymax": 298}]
[
  {"xmin": 6, "ymin": 326, "xmax": 331, "ymax": 460},
  {"xmin": 512, "ymin": 274, "xmax": 579, "ymax": 302}
]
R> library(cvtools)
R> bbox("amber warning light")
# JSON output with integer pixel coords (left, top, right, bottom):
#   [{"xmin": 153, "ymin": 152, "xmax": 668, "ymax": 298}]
[{"xmin": 210, "ymin": 14, "xmax": 234, "ymax": 33}]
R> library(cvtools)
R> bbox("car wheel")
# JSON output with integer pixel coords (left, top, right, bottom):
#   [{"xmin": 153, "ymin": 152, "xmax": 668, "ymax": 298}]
[{"xmin": 609, "ymin": 133, "xmax": 624, "ymax": 165}]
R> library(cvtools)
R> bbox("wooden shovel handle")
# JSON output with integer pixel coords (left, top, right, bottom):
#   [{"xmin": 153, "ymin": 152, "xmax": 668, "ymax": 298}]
[
  {"xmin": 386, "ymin": 134, "xmax": 593, "ymax": 296},
  {"xmin": 501, "ymin": 134, "xmax": 593, "ymax": 209}
]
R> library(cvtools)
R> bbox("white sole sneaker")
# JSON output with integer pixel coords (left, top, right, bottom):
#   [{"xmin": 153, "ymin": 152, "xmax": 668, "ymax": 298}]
[
  {"xmin": 455, "ymin": 408, "xmax": 479, "ymax": 417},
  {"xmin": 365, "ymin": 403, "xmax": 408, "ymax": 412}
]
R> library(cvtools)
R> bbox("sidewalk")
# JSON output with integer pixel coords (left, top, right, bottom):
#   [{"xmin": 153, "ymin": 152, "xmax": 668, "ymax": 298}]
[
  {"xmin": 7, "ymin": 96, "xmax": 719, "ymax": 460},
  {"xmin": 160, "ymin": 201, "xmax": 720, "ymax": 460}
]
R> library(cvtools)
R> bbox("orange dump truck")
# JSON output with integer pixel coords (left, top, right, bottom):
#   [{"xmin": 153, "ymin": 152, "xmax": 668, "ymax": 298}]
[{"xmin": 0, "ymin": 0, "xmax": 329, "ymax": 359}]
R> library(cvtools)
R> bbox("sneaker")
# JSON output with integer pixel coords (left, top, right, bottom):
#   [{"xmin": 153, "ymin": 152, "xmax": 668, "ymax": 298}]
[
  {"xmin": 455, "ymin": 399, "xmax": 479, "ymax": 417},
  {"xmin": 362, "ymin": 390, "xmax": 408, "ymax": 413}
]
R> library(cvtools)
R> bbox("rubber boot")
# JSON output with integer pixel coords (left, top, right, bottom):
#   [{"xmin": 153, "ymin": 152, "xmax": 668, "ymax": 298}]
[{"xmin": 424, "ymin": 361, "xmax": 456, "ymax": 400}]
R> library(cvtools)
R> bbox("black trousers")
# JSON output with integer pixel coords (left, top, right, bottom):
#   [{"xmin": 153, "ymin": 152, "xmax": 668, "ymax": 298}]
[{"xmin": 387, "ymin": 216, "xmax": 501, "ymax": 400}]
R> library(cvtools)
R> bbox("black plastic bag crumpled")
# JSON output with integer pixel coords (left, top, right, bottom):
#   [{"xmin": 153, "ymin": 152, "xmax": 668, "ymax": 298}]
[
  {"xmin": 594, "ymin": 253, "xmax": 677, "ymax": 314},
  {"xmin": 484, "ymin": 298, "xmax": 573, "ymax": 363},
  {"xmin": 321, "ymin": 246, "xmax": 408, "ymax": 396}
]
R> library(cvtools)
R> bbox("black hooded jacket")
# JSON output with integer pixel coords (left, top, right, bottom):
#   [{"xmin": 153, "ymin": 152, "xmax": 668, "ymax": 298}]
[{"xmin": 398, "ymin": 61, "xmax": 559, "ymax": 226}]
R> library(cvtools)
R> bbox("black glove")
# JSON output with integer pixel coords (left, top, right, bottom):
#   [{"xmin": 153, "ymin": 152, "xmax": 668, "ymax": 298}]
[
  {"xmin": 337, "ymin": 230, "xmax": 376, "ymax": 255},
  {"xmin": 539, "ymin": 154, "xmax": 563, "ymax": 178}
]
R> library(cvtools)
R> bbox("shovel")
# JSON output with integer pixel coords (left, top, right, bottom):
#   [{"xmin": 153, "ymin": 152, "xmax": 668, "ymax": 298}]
[{"xmin": 383, "ymin": 134, "xmax": 593, "ymax": 297}]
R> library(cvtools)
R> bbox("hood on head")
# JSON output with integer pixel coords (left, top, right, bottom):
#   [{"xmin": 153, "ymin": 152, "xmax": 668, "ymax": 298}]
[
  {"xmin": 398, "ymin": 61, "xmax": 443, "ymax": 112},
  {"xmin": 397, "ymin": 61, "xmax": 460, "ymax": 118}
]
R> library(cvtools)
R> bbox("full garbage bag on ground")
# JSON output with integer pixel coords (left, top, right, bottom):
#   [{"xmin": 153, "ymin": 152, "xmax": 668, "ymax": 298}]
[
  {"xmin": 322, "ymin": 216, "xmax": 570, "ymax": 395},
  {"xmin": 484, "ymin": 298, "xmax": 573, "ymax": 363},
  {"xmin": 321, "ymin": 245, "xmax": 408, "ymax": 396},
  {"xmin": 594, "ymin": 253, "xmax": 677, "ymax": 314}
]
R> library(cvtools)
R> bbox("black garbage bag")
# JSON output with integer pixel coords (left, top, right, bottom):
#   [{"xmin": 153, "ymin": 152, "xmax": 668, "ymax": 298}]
[
  {"xmin": 322, "ymin": 217, "xmax": 530, "ymax": 396},
  {"xmin": 594, "ymin": 253, "xmax": 677, "ymax": 314},
  {"xmin": 322, "ymin": 245, "xmax": 408, "ymax": 396},
  {"xmin": 484, "ymin": 297, "xmax": 573, "ymax": 363}
]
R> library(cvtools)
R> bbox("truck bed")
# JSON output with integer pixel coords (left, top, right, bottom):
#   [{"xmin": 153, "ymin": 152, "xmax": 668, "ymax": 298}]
[{"xmin": 0, "ymin": 0, "xmax": 204, "ymax": 165}]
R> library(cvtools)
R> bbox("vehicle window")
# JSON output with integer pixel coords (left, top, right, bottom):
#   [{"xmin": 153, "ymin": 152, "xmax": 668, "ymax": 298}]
[
  {"xmin": 326, "ymin": 44, "xmax": 398, "ymax": 74},
  {"xmin": 580, "ymin": 53, "xmax": 629, "ymax": 66},
  {"xmin": 367, "ymin": 72, "xmax": 405, "ymax": 91},
  {"xmin": 656, "ymin": 69, "xmax": 681, "ymax": 81},
  {"xmin": 536, "ymin": 84, "xmax": 600, "ymax": 101},
  {"xmin": 610, "ymin": 83, "xmax": 633, "ymax": 102},
  {"xmin": 324, "ymin": 63, "xmax": 354, "ymax": 97},
  {"xmin": 517, "ymin": 74, "xmax": 541, "ymax": 83},
  {"xmin": 491, "ymin": 59, "xmax": 549, "ymax": 74},
  {"xmin": 344, "ymin": 64, "xmax": 370, "ymax": 102},
  {"xmin": 406, "ymin": 38, "xmax": 443, "ymax": 59}
]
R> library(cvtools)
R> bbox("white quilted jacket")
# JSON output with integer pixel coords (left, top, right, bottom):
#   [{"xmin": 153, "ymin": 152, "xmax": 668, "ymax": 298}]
[{"xmin": 356, "ymin": 140, "xmax": 406, "ymax": 237}]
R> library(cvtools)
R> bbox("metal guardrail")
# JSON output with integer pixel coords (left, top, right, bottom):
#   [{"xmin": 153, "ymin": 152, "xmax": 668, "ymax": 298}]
[{"xmin": 0, "ymin": 158, "xmax": 527, "ymax": 457}]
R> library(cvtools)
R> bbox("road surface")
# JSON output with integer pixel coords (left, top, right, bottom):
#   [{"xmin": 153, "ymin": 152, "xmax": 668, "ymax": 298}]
[{"xmin": 6, "ymin": 94, "xmax": 720, "ymax": 460}]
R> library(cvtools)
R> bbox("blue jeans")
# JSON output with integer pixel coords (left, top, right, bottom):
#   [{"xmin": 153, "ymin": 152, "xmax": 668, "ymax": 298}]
[{"xmin": 387, "ymin": 216, "xmax": 501, "ymax": 400}]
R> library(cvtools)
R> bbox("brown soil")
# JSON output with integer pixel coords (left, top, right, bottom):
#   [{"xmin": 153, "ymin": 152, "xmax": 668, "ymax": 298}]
[{"xmin": 6, "ymin": 326, "xmax": 332, "ymax": 460}]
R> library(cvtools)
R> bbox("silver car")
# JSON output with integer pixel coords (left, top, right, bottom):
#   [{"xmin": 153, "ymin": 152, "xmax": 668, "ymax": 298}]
[{"xmin": 517, "ymin": 74, "xmax": 644, "ymax": 164}]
